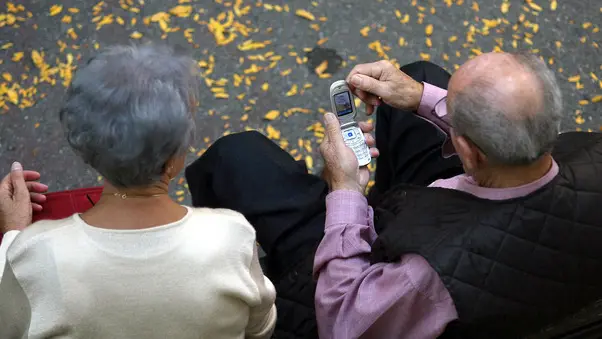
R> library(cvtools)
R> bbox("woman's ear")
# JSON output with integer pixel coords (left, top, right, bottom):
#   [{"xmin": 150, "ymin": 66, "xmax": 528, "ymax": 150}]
[{"xmin": 164, "ymin": 155, "xmax": 186, "ymax": 180}]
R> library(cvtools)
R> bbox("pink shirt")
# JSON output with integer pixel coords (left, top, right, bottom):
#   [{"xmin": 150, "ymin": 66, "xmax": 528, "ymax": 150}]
[{"xmin": 313, "ymin": 83, "xmax": 560, "ymax": 339}]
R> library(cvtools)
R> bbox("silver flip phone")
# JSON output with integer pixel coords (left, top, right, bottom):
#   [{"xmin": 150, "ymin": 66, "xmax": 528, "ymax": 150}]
[{"xmin": 329, "ymin": 80, "xmax": 372, "ymax": 167}]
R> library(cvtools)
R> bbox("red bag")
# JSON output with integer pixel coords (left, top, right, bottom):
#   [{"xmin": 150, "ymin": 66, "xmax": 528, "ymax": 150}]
[{"xmin": 0, "ymin": 187, "xmax": 102, "ymax": 243}]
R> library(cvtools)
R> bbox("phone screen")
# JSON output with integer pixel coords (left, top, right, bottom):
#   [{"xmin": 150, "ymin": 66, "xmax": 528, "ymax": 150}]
[{"xmin": 334, "ymin": 91, "xmax": 354, "ymax": 116}]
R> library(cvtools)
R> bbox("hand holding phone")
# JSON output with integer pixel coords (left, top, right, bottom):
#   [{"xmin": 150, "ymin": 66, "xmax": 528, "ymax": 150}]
[{"xmin": 329, "ymin": 80, "xmax": 372, "ymax": 167}]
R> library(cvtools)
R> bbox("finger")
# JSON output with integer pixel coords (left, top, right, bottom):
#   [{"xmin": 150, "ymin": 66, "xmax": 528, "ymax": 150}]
[
  {"xmin": 0, "ymin": 173, "xmax": 10, "ymax": 191},
  {"xmin": 370, "ymin": 147, "xmax": 380, "ymax": 158},
  {"xmin": 366, "ymin": 104, "xmax": 375, "ymax": 115},
  {"xmin": 346, "ymin": 61, "xmax": 387, "ymax": 85},
  {"xmin": 349, "ymin": 74, "xmax": 390, "ymax": 100},
  {"xmin": 23, "ymin": 170, "xmax": 41, "ymax": 181},
  {"xmin": 10, "ymin": 162, "xmax": 30, "ymax": 201},
  {"xmin": 30, "ymin": 192, "xmax": 47, "ymax": 204},
  {"xmin": 358, "ymin": 121, "xmax": 374, "ymax": 133},
  {"xmin": 26, "ymin": 181, "xmax": 49, "ymax": 193},
  {"xmin": 32, "ymin": 203, "xmax": 43, "ymax": 213},
  {"xmin": 323, "ymin": 113, "xmax": 345, "ymax": 146},
  {"xmin": 355, "ymin": 89, "xmax": 381, "ymax": 106},
  {"xmin": 363, "ymin": 133, "xmax": 376, "ymax": 147}
]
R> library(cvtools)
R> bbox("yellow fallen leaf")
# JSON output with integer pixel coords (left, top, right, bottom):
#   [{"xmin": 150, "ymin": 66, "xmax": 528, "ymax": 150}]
[
  {"xmin": 266, "ymin": 125, "xmax": 281, "ymax": 139},
  {"xmin": 425, "ymin": 24, "xmax": 433, "ymax": 36},
  {"xmin": 400, "ymin": 14, "xmax": 410, "ymax": 24},
  {"xmin": 61, "ymin": 15, "xmax": 72, "ymax": 23},
  {"xmin": 551, "ymin": 0, "xmax": 557, "ymax": 10},
  {"xmin": 295, "ymin": 9, "xmax": 315, "ymax": 21},
  {"xmin": 305, "ymin": 155, "xmax": 313, "ymax": 169},
  {"xmin": 420, "ymin": 53, "xmax": 430, "ymax": 61},
  {"xmin": 398, "ymin": 37, "xmax": 406, "ymax": 46},
  {"xmin": 528, "ymin": 2, "xmax": 542, "ymax": 11},
  {"xmin": 261, "ymin": 83, "xmax": 269, "ymax": 91},
  {"xmin": 568, "ymin": 75, "xmax": 581, "ymax": 83},
  {"xmin": 264, "ymin": 110, "xmax": 280, "ymax": 120},
  {"xmin": 12, "ymin": 52, "xmax": 24, "ymax": 62},
  {"xmin": 449, "ymin": 35, "xmax": 458, "ymax": 42},
  {"xmin": 501, "ymin": 2, "xmax": 510, "ymax": 13},
  {"xmin": 592, "ymin": 95, "xmax": 602, "ymax": 103},
  {"xmin": 49, "ymin": 4, "xmax": 63, "ymax": 16},
  {"xmin": 317, "ymin": 37, "xmax": 328, "ymax": 45},
  {"xmin": 169, "ymin": 5, "xmax": 192, "ymax": 17},
  {"xmin": 315, "ymin": 60, "xmax": 328, "ymax": 75},
  {"xmin": 6, "ymin": 89, "xmax": 18, "ymax": 104},
  {"xmin": 2, "ymin": 73, "xmax": 12, "ymax": 81},
  {"xmin": 31, "ymin": 50, "xmax": 44, "ymax": 68},
  {"xmin": 579, "ymin": 100, "xmax": 589, "ymax": 106},
  {"xmin": 425, "ymin": 37, "xmax": 432, "ymax": 48},
  {"xmin": 360, "ymin": 26, "xmax": 370, "ymax": 37},
  {"xmin": 214, "ymin": 93, "xmax": 229, "ymax": 99},
  {"xmin": 575, "ymin": 115, "xmax": 585, "ymax": 124},
  {"xmin": 130, "ymin": 31, "xmax": 143, "ymax": 39},
  {"xmin": 68, "ymin": 7, "xmax": 79, "ymax": 13},
  {"xmin": 286, "ymin": 84, "xmax": 298, "ymax": 96}
]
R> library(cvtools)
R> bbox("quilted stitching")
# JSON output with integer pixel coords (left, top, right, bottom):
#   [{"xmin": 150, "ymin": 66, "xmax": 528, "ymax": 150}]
[{"xmin": 371, "ymin": 132, "xmax": 602, "ymax": 335}]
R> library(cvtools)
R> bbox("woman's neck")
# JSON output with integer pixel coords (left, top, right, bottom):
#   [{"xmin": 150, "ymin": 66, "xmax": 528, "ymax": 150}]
[{"xmin": 81, "ymin": 182, "xmax": 188, "ymax": 230}]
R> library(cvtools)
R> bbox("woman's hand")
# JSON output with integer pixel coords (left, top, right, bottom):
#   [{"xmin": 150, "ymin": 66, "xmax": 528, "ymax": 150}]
[
  {"xmin": 0, "ymin": 162, "xmax": 48, "ymax": 234},
  {"xmin": 319, "ymin": 113, "xmax": 379, "ymax": 193}
]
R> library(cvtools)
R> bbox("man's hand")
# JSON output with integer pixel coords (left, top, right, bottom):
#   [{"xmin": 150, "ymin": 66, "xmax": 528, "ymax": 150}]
[
  {"xmin": 0, "ymin": 162, "xmax": 48, "ymax": 234},
  {"xmin": 346, "ymin": 60, "xmax": 424, "ymax": 115},
  {"xmin": 319, "ymin": 113, "xmax": 379, "ymax": 193}
]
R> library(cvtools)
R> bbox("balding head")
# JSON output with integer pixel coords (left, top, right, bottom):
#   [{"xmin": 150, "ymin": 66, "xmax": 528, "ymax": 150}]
[{"xmin": 447, "ymin": 52, "xmax": 562, "ymax": 165}]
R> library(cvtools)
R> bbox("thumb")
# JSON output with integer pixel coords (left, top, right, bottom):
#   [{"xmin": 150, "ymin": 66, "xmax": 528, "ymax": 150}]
[
  {"xmin": 350, "ymin": 74, "xmax": 388, "ymax": 98},
  {"xmin": 10, "ymin": 162, "xmax": 29, "ymax": 201},
  {"xmin": 323, "ymin": 113, "xmax": 344, "ymax": 145}
]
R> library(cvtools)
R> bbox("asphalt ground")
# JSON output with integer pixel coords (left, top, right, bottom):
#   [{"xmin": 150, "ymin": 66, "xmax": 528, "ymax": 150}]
[{"xmin": 0, "ymin": 0, "xmax": 600, "ymax": 204}]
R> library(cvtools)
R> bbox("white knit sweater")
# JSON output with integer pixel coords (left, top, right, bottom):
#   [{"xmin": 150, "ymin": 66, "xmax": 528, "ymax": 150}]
[{"xmin": 0, "ymin": 206, "xmax": 276, "ymax": 339}]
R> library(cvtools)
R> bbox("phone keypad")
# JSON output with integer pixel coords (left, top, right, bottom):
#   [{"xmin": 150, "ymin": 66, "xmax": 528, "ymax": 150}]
[{"xmin": 342, "ymin": 127, "xmax": 371, "ymax": 166}]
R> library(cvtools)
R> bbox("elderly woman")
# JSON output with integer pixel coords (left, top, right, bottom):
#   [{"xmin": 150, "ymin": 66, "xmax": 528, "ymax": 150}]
[{"xmin": 0, "ymin": 45, "xmax": 276, "ymax": 339}]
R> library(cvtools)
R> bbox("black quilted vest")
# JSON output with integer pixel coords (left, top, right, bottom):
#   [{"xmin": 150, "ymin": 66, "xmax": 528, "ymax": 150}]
[{"xmin": 370, "ymin": 132, "xmax": 602, "ymax": 338}]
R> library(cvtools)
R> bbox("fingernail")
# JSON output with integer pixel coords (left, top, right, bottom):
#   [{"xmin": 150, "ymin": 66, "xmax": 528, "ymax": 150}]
[
  {"xmin": 324, "ymin": 113, "xmax": 336, "ymax": 123},
  {"xmin": 351, "ymin": 74, "xmax": 362, "ymax": 86},
  {"xmin": 11, "ymin": 162, "xmax": 22, "ymax": 171}
]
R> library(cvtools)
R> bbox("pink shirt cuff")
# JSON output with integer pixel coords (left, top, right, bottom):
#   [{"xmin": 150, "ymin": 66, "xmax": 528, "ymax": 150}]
[
  {"xmin": 416, "ymin": 82, "xmax": 456, "ymax": 157},
  {"xmin": 417, "ymin": 82, "xmax": 448, "ymax": 117},
  {"xmin": 325, "ymin": 190, "xmax": 370, "ymax": 227}
]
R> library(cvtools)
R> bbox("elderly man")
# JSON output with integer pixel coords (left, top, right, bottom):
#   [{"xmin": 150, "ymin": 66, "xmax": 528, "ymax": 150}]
[{"xmin": 187, "ymin": 53, "xmax": 602, "ymax": 339}]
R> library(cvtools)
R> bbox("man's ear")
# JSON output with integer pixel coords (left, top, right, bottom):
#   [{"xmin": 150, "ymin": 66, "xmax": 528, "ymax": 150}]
[{"xmin": 452, "ymin": 135, "xmax": 480, "ymax": 172}]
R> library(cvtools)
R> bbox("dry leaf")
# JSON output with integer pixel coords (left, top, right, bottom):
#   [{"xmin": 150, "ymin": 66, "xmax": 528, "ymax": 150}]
[
  {"xmin": 169, "ymin": 5, "xmax": 192, "ymax": 17},
  {"xmin": 130, "ymin": 31, "xmax": 143, "ymax": 39},
  {"xmin": 264, "ymin": 110, "xmax": 280, "ymax": 120},
  {"xmin": 315, "ymin": 60, "xmax": 328, "ymax": 75},
  {"xmin": 295, "ymin": 9, "xmax": 315, "ymax": 21},
  {"xmin": 425, "ymin": 24, "xmax": 433, "ymax": 36},
  {"xmin": 49, "ymin": 4, "xmax": 63, "ymax": 16},
  {"xmin": 360, "ymin": 26, "xmax": 370, "ymax": 37}
]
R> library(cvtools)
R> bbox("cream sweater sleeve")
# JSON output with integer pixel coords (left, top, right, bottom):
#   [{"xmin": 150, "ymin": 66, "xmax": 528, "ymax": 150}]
[
  {"xmin": 245, "ymin": 243, "xmax": 277, "ymax": 339},
  {"xmin": 0, "ymin": 230, "xmax": 20, "ymax": 281}
]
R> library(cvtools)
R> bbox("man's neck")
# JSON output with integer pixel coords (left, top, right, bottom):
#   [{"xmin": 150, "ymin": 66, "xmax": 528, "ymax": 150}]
[{"xmin": 475, "ymin": 155, "xmax": 553, "ymax": 189}]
